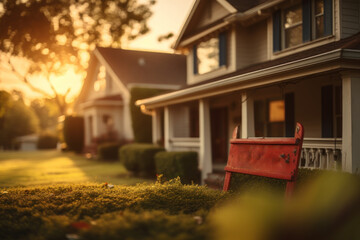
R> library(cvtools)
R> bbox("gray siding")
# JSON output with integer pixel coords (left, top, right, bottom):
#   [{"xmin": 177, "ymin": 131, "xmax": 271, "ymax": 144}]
[
  {"xmin": 236, "ymin": 20, "xmax": 268, "ymax": 69},
  {"xmin": 341, "ymin": 0, "xmax": 360, "ymax": 38}
]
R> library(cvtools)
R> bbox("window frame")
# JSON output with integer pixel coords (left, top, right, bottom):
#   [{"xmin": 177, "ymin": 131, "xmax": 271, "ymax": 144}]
[{"xmin": 193, "ymin": 31, "xmax": 227, "ymax": 75}]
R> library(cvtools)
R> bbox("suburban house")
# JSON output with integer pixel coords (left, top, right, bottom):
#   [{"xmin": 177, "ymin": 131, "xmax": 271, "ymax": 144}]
[
  {"xmin": 74, "ymin": 47, "xmax": 186, "ymax": 148},
  {"xmin": 136, "ymin": 0, "xmax": 360, "ymax": 182}
]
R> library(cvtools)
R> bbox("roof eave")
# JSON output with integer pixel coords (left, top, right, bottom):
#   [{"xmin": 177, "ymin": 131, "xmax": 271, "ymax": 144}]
[{"xmin": 136, "ymin": 49, "xmax": 360, "ymax": 109}]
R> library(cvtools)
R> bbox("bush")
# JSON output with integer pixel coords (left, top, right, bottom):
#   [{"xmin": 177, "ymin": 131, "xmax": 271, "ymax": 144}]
[
  {"xmin": 119, "ymin": 143, "xmax": 165, "ymax": 177},
  {"xmin": 37, "ymin": 133, "xmax": 58, "ymax": 149},
  {"xmin": 228, "ymin": 168, "xmax": 333, "ymax": 193},
  {"xmin": 97, "ymin": 141, "xmax": 130, "ymax": 161},
  {"xmin": 0, "ymin": 181, "xmax": 226, "ymax": 240},
  {"xmin": 155, "ymin": 151, "xmax": 200, "ymax": 184},
  {"xmin": 130, "ymin": 87, "xmax": 168, "ymax": 143},
  {"xmin": 63, "ymin": 116, "xmax": 84, "ymax": 153}
]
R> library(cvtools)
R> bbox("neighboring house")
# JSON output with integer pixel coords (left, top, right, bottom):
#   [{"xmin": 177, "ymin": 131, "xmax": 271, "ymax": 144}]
[
  {"xmin": 74, "ymin": 47, "xmax": 186, "ymax": 148},
  {"xmin": 136, "ymin": 0, "xmax": 360, "ymax": 182},
  {"xmin": 16, "ymin": 134, "xmax": 38, "ymax": 151}
]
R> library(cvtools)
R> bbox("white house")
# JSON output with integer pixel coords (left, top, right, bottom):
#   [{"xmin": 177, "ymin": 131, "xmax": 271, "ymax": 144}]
[
  {"xmin": 136, "ymin": 0, "xmax": 360, "ymax": 182},
  {"xmin": 75, "ymin": 47, "xmax": 186, "ymax": 149}
]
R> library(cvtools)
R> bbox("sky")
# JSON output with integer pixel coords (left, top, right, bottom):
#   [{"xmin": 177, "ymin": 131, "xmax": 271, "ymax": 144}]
[{"xmin": 0, "ymin": 0, "xmax": 195, "ymax": 102}]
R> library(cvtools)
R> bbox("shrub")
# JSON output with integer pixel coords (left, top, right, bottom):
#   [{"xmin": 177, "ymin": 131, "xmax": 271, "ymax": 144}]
[
  {"xmin": 0, "ymin": 181, "xmax": 226, "ymax": 240},
  {"xmin": 228, "ymin": 168, "xmax": 334, "ymax": 193},
  {"xmin": 37, "ymin": 133, "xmax": 58, "ymax": 149},
  {"xmin": 63, "ymin": 116, "xmax": 84, "ymax": 153},
  {"xmin": 155, "ymin": 151, "xmax": 200, "ymax": 184},
  {"xmin": 97, "ymin": 140, "xmax": 130, "ymax": 161},
  {"xmin": 130, "ymin": 87, "xmax": 168, "ymax": 143},
  {"xmin": 119, "ymin": 143, "xmax": 165, "ymax": 177}
]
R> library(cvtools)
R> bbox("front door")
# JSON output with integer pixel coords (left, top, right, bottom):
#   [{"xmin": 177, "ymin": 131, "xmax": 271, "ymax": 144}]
[{"xmin": 210, "ymin": 107, "xmax": 228, "ymax": 166}]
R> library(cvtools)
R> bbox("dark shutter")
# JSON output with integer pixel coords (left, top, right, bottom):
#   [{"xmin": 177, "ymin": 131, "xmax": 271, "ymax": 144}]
[
  {"xmin": 193, "ymin": 45, "xmax": 198, "ymax": 75},
  {"xmin": 285, "ymin": 93, "xmax": 295, "ymax": 137},
  {"xmin": 219, "ymin": 32, "xmax": 227, "ymax": 66},
  {"xmin": 273, "ymin": 10, "xmax": 281, "ymax": 52},
  {"xmin": 324, "ymin": 0, "xmax": 333, "ymax": 36},
  {"xmin": 302, "ymin": 0, "xmax": 311, "ymax": 42},
  {"xmin": 321, "ymin": 85, "xmax": 334, "ymax": 137}
]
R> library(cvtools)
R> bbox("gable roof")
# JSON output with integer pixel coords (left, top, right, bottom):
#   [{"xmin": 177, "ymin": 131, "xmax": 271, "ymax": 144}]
[
  {"xmin": 174, "ymin": 0, "xmax": 284, "ymax": 49},
  {"xmin": 96, "ymin": 47, "xmax": 186, "ymax": 88}
]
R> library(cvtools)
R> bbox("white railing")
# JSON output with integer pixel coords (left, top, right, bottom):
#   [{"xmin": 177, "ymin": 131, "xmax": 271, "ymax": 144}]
[{"xmin": 300, "ymin": 138, "xmax": 342, "ymax": 170}]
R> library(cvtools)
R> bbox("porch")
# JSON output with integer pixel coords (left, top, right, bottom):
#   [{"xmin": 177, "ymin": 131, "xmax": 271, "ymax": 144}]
[{"xmin": 147, "ymin": 71, "xmax": 360, "ymax": 183}]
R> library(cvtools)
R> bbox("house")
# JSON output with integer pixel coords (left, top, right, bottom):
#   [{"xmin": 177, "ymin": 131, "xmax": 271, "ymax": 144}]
[
  {"xmin": 15, "ymin": 134, "xmax": 38, "ymax": 151},
  {"xmin": 136, "ymin": 0, "xmax": 360, "ymax": 183},
  {"xmin": 74, "ymin": 47, "xmax": 186, "ymax": 148}
]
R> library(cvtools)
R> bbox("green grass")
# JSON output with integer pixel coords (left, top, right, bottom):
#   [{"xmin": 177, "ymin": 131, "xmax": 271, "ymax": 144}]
[{"xmin": 0, "ymin": 150, "xmax": 153, "ymax": 187}]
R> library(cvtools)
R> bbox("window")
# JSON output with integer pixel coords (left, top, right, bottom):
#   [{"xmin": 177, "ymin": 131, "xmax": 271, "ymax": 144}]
[
  {"xmin": 273, "ymin": 0, "xmax": 332, "ymax": 52},
  {"xmin": 172, "ymin": 102, "xmax": 199, "ymax": 138},
  {"xmin": 254, "ymin": 93, "xmax": 295, "ymax": 137},
  {"xmin": 193, "ymin": 31, "xmax": 227, "ymax": 74},
  {"xmin": 321, "ymin": 85, "xmax": 342, "ymax": 138},
  {"xmin": 94, "ymin": 65, "xmax": 106, "ymax": 91}
]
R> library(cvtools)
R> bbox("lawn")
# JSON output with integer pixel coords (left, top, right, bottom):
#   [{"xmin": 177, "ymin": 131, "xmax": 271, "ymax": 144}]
[{"xmin": 0, "ymin": 150, "xmax": 153, "ymax": 187}]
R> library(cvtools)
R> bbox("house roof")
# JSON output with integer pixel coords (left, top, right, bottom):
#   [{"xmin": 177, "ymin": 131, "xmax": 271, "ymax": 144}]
[
  {"xmin": 96, "ymin": 47, "xmax": 186, "ymax": 88},
  {"xmin": 226, "ymin": 0, "xmax": 273, "ymax": 12}
]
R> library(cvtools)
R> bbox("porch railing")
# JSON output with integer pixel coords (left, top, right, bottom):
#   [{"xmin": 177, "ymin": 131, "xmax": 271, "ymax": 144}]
[{"xmin": 300, "ymin": 138, "xmax": 342, "ymax": 170}]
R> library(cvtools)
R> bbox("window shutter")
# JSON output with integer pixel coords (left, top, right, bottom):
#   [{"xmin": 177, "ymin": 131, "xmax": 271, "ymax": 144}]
[
  {"xmin": 285, "ymin": 93, "xmax": 295, "ymax": 137},
  {"xmin": 302, "ymin": 0, "xmax": 311, "ymax": 42},
  {"xmin": 324, "ymin": 0, "xmax": 333, "ymax": 36},
  {"xmin": 219, "ymin": 32, "xmax": 227, "ymax": 66},
  {"xmin": 193, "ymin": 45, "xmax": 198, "ymax": 75},
  {"xmin": 273, "ymin": 10, "xmax": 281, "ymax": 52}
]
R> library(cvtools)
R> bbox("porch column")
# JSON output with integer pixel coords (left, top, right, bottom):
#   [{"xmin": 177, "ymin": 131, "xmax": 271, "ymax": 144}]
[
  {"xmin": 342, "ymin": 73, "xmax": 360, "ymax": 173},
  {"xmin": 199, "ymin": 99, "xmax": 212, "ymax": 184},
  {"xmin": 164, "ymin": 106, "xmax": 172, "ymax": 151},
  {"xmin": 152, "ymin": 109, "xmax": 162, "ymax": 144},
  {"xmin": 241, "ymin": 92, "xmax": 255, "ymax": 138},
  {"xmin": 123, "ymin": 99, "xmax": 134, "ymax": 140}
]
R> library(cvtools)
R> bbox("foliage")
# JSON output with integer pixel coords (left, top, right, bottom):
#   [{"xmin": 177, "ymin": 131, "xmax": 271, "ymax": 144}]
[
  {"xmin": 228, "ymin": 168, "xmax": 326, "ymax": 194},
  {"xmin": 119, "ymin": 143, "xmax": 165, "ymax": 177},
  {"xmin": 0, "ymin": 180, "xmax": 226, "ymax": 240},
  {"xmin": 31, "ymin": 98, "xmax": 60, "ymax": 132},
  {"xmin": 211, "ymin": 172, "xmax": 360, "ymax": 240},
  {"xmin": 130, "ymin": 87, "xmax": 168, "ymax": 143},
  {"xmin": 63, "ymin": 116, "xmax": 84, "ymax": 152},
  {"xmin": 0, "ymin": 92, "xmax": 38, "ymax": 149},
  {"xmin": 97, "ymin": 140, "xmax": 130, "ymax": 161},
  {"xmin": 155, "ymin": 151, "xmax": 200, "ymax": 184},
  {"xmin": 37, "ymin": 133, "xmax": 58, "ymax": 149},
  {"xmin": 0, "ymin": 0, "xmax": 156, "ymax": 114}
]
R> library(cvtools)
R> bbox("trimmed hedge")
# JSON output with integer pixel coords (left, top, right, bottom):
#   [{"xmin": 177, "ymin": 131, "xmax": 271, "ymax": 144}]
[
  {"xmin": 63, "ymin": 116, "xmax": 84, "ymax": 152},
  {"xmin": 0, "ymin": 180, "xmax": 226, "ymax": 240},
  {"xmin": 155, "ymin": 151, "xmax": 200, "ymax": 184},
  {"xmin": 228, "ymin": 168, "xmax": 331, "ymax": 193},
  {"xmin": 130, "ymin": 87, "xmax": 168, "ymax": 143},
  {"xmin": 37, "ymin": 133, "xmax": 58, "ymax": 149},
  {"xmin": 119, "ymin": 143, "xmax": 165, "ymax": 177},
  {"xmin": 97, "ymin": 140, "xmax": 130, "ymax": 161}
]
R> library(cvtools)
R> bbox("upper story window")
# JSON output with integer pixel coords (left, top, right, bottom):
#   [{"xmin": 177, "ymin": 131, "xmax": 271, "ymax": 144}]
[
  {"xmin": 193, "ymin": 31, "xmax": 227, "ymax": 75},
  {"xmin": 273, "ymin": 0, "xmax": 332, "ymax": 52},
  {"xmin": 94, "ymin": 65, "xmax": 106, "ymax": 91}
]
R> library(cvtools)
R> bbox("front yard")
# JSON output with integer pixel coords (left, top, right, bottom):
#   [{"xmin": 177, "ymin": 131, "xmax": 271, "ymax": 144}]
[{"xmin": 0, "ymin": 150, "xmax": 153, "ymax": 187}]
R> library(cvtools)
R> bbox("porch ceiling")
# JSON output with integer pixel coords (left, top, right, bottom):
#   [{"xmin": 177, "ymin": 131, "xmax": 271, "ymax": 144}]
[{"xmin": 136, "ymin": 49, "xmax": 360, "ymax": 109}]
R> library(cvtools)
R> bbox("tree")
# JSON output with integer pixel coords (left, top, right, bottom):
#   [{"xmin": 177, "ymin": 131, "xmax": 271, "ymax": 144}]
[
  {"xmin": 31, "ymin": 98, "xmax": 60, "ymax": 132},
  {"xmin": 0, "ymin": 0, "xmax": 155, "ymax": 114},
  {"xmin": 0, "ymin": 91, "xmax": 39, "ymax": 149}
]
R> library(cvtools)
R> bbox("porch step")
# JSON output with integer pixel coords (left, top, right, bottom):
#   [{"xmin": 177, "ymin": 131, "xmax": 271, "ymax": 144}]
[{"xmin": 204, "ymin": 172, "xmax": 225, "ymax": 190}]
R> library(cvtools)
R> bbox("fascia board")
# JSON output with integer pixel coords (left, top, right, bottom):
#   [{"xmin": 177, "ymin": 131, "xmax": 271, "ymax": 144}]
[
  {"xmin": 136, "ymin": 49, "xmax": 345, "ymax": 108},
  {"xmin": 174, "ymin": 0, "xmax": 201, "ymax": 49},
  {"xmin": 216, "ymin": 0, "xmax": 237, "ymax": 13}
]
